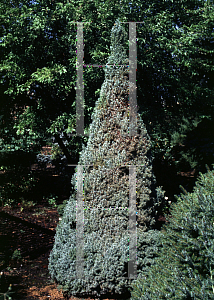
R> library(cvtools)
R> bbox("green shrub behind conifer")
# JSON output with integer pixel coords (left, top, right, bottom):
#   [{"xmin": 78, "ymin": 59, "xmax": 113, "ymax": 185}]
[{"xmin": 130, "ymin": 165, "xmax": 214, "ymax": 299}]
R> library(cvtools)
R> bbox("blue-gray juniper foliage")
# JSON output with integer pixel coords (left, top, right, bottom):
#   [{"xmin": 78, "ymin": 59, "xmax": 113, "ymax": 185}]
[
  {"xmin": 48, "ymin": 19, "xmax": 165, "ymax": 299},
  {"xmin": 130, "ymin": 165, "xmax": 214, "ymax": 300}
]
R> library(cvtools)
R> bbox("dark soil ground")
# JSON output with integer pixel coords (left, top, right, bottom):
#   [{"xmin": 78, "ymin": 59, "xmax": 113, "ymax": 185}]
[
  {"xmin": 0, "ymin": 148, "xmax": 198, "ymax": 300},
  {"xmin": 0, "ymin": 199, "xmax": 134, "ymax": 300},
  {"xmin": 0, "ymin": 203, "xmax": 111, "ymax": 300},
  {"xmin": 0, "ymin": 162, "xmax": 134, "ymax": 300}
]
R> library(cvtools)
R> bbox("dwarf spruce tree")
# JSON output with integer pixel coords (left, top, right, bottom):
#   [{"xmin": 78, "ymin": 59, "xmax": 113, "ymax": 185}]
[
  {"xmin": 48, "ymin": 19, "xmax": 165, "ymax": 299},
  {"xmin": 130, "ymin": 165, "xmax": 214, "ymax": 300}
]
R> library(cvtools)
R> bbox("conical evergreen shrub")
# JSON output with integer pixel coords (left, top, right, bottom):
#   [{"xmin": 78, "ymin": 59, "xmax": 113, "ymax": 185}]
[
  {"xmin": 130, "ymin": 165, "xmax": 214, "ymax": 300},
  {"xmin": 48, "ymin": 19, "xmax": 165, "ymax": 299}
]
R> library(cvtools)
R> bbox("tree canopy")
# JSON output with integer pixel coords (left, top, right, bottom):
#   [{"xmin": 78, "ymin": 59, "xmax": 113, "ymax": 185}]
[{"xmin": 0, "ymin": 0, "xmax": 213, "ymax": 174}]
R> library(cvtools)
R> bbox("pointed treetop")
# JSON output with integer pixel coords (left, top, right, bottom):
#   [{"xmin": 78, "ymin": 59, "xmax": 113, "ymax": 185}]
[{"xmin": 106, "ymin": 18, "xmax": 129, "ymax": 69}]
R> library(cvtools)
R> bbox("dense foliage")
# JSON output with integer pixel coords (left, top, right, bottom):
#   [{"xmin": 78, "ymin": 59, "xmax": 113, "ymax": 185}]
[
  {"xmin": 0, "ymin": 150, "xmax": 37, "ymax": 206},
  {"xmin": 0, "ymin": 0, "xmax": 213, "ymax": 297},
  {"xmin": 129, "ymin": 165, "xmax": 214, "ymax": 299},
  {"xmin": 0, "ymin": 0, "xmax": 213, "ymax": 178},
  {"xmin": 48, "ymin": 20, "xmax": 165, "ymax": 299}
]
